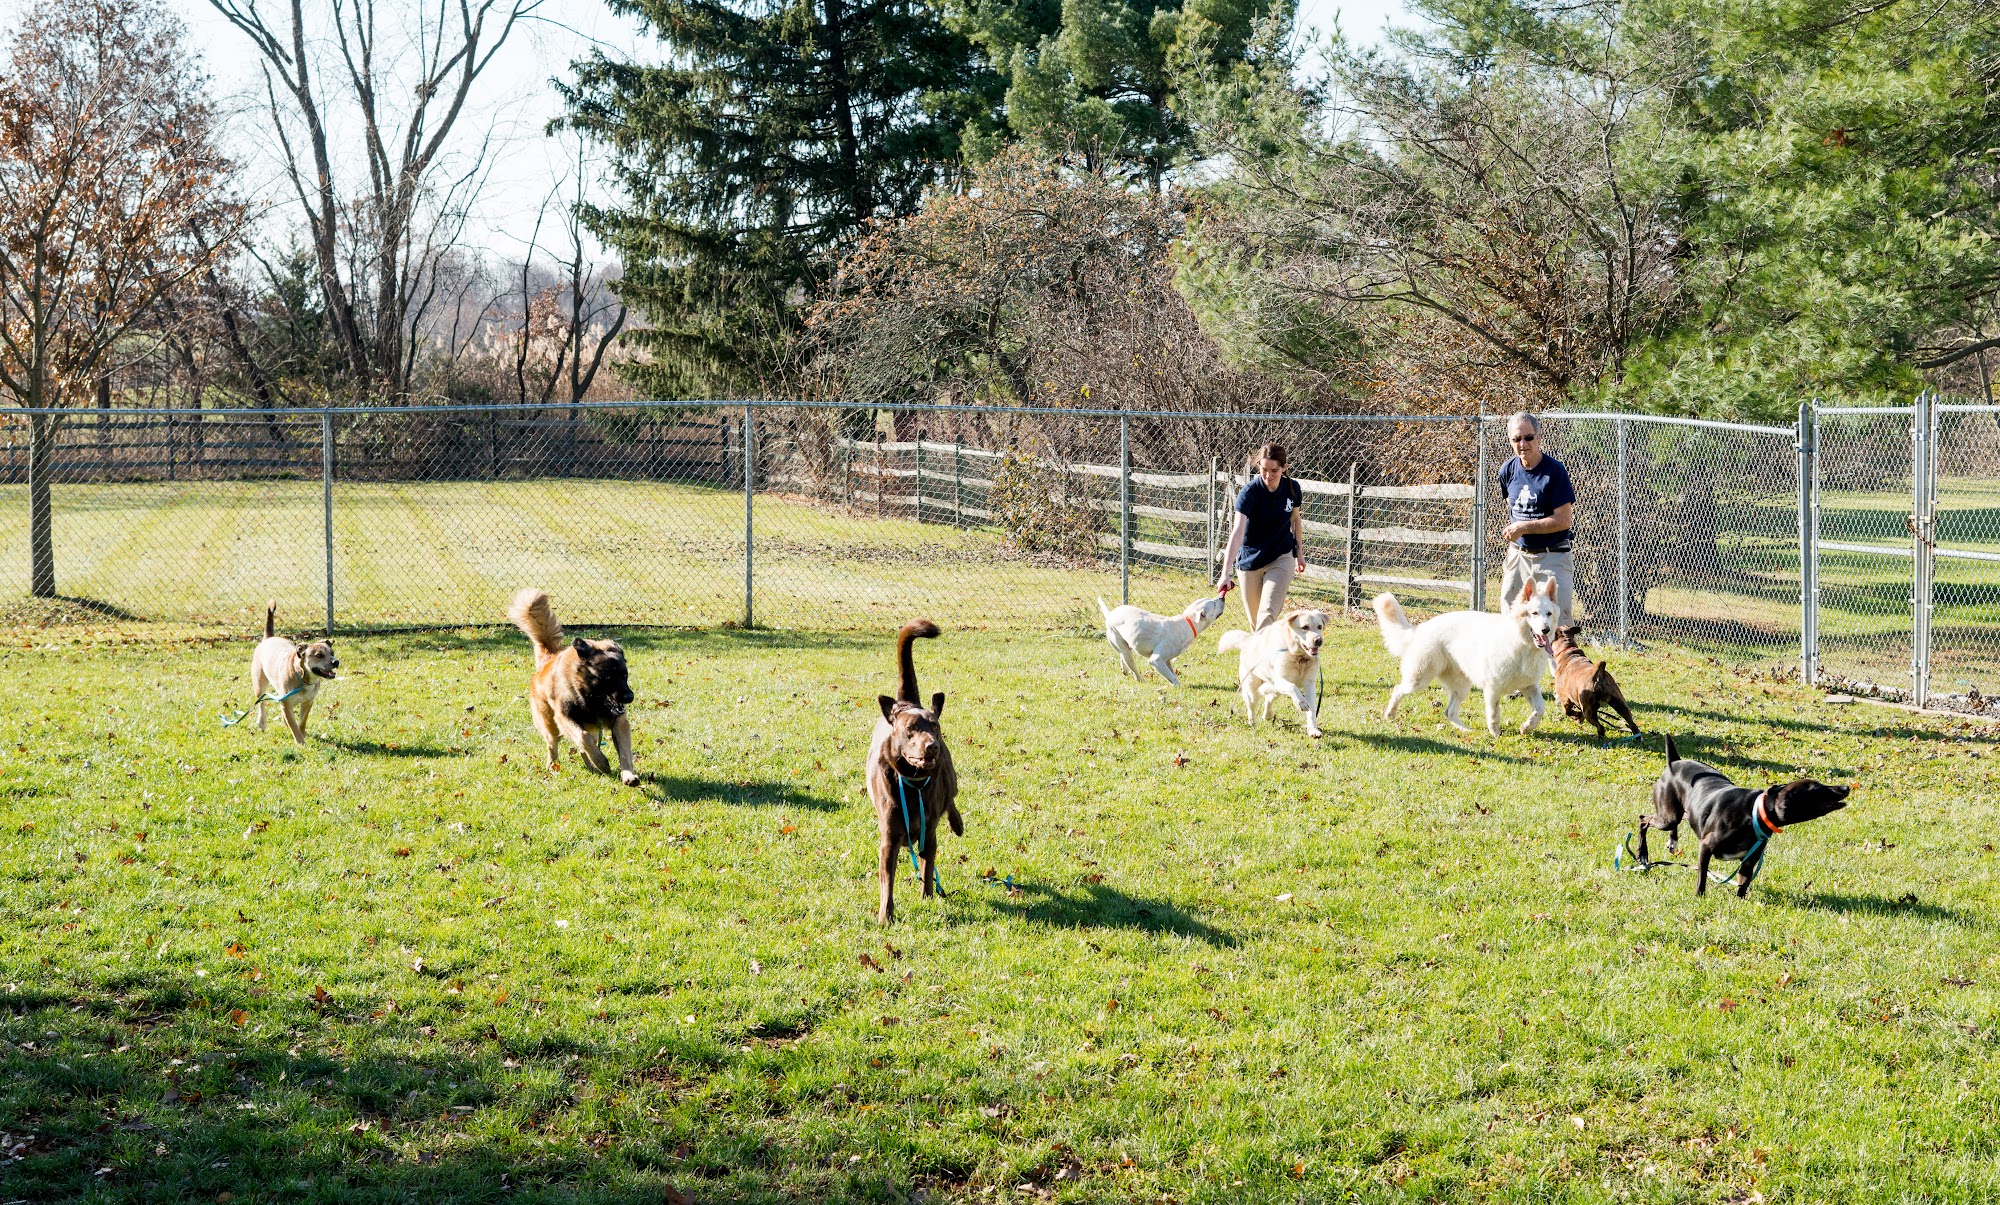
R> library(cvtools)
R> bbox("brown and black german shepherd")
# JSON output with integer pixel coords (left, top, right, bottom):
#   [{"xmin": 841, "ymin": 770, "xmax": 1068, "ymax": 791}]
[
  {"xmin": 866, "ymin": 620, "xmax": 961, "ymax": 923},
  {"xmin": 508, "ymin": 588, "xmax": 639, "ymax": 786}
]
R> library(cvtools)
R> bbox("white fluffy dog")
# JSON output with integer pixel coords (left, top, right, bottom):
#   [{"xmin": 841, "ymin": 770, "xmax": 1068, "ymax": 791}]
[
  {"xmin": 1374, "ymin": 578, "xmax": 1561, "ymax": 736},
  {"xmin": 1097, "ymin": 593, "xmax": 1228, "ymax": 686},
  {"xmin": 1217, "ymin": 608, "xmax": 1329, "ymax": 738}
]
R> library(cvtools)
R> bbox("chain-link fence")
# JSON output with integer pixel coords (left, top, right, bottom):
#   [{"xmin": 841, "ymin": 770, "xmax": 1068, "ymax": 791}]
[{"xmin": 0, "ymin": 398, "xmax": 1990, "ymax": 710}]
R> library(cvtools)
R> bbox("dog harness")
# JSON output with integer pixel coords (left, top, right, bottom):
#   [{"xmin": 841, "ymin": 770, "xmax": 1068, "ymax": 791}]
[
  {"xmin": 894, "ymin": 771, "xmax": 945, "ymax": 895},
  {"xmin": 218, "ymin": 684, "xmax": 307, "ymax": 728}
]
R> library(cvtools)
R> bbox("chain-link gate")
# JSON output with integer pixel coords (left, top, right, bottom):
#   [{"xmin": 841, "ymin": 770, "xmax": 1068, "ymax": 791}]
[{"xmin": 1927, "ymin": 400, "xmax": 2000, "ymax": 710}]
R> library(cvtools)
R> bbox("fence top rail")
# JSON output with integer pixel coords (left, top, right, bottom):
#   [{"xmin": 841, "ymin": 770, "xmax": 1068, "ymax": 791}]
[
  {"xmin": 0, "ymin": 400, "xmax": 1808, "ymax": 437},
  {"xmin": 1936, "ymin": 404, "xmax": 2000, "ymax": 413},
  {"xmin": 0, "ymin": 400, "xmax": 1492, "ymax": 424},
  {"xmin": 1499, "ymin": 410, "xmax": 1798, "ymax": 437},
  {"xmin": 1817, "ymin": 405, "xmax": 1914, "ymax": 416}
]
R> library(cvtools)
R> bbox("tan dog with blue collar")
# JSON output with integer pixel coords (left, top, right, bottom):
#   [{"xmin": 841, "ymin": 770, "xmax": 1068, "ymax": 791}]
[{"xmin": 248, "ymin": 603, "xmax": 338, "ymax": 745}]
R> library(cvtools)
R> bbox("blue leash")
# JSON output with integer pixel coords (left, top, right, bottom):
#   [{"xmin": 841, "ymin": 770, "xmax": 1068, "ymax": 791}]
[
  {"xmin": 894, "ymin": 772, "xmax": 945, "ymax": 895},
  {"xmin": 219, "ymin": 684, "xmax": 306, "ymax": 727}
]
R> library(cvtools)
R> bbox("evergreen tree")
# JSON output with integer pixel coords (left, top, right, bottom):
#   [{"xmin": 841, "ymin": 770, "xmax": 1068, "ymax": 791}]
[
  {"xmin": 562, "ymin": 0, "xmax": 1001, "ymax": 397},
  {"xmin": 951, "ymin": 0, "xmax": 1287, "ymax": 188}
]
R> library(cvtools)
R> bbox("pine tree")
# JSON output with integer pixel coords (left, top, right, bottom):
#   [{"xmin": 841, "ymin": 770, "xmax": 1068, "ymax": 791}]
[
  {"xmin": 952, "ymin": 0, "xmax": 1287, "ymax": 189},
  {"xmin": 561, "ymin": 0, "xmax": 1001, "ymax": 398}
]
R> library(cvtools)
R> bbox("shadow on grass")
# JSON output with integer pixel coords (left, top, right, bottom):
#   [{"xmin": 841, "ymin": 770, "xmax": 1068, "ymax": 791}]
[
  {"xmin": 326, "ymin": 624, "xmax": 880, "ymax": 655},
  {"xmin": 0, "ymin": 976, "xmax": 916, "ymax": 1200},
  {"xmin": 641, "ymin": 772, "xmax": 841, "ymax": 812},
  {"xmin": 982, "ymin": 880, "xmax": 1236, "ymax": 947},
  {"xmin": 0, "ymin": 593, "xmax": 144, "ymax": 624},
  {"xmin": 1344, "ymin": 730, "xmax": 1533, "ymax": 764},
  {"xmin": 320, "ymin": 737, "xmax": 454, "ymax": 759},
  {"xmin": 1775, "ymin": 890, "xmax": 1979, "ymax": 926}
]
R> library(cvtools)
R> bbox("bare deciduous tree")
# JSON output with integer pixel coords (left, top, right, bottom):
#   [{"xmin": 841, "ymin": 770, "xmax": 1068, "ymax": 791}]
[
  {"xmin": 210, "ymin": 0, "xmax": 541, "ymax": 401},
  {"xmin": 0, "ymin": 0, "xmax": 241, "ymax": 597}
]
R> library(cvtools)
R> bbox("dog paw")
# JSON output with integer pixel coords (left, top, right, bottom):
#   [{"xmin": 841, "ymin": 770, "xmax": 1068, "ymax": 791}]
[
  {"xmin": 620, "ymin": 770, "xmax": 640, "ymax": 787},
  {"xmin": 1307, "ymin": 728, "xmax": 1323, "ymax": 740}
]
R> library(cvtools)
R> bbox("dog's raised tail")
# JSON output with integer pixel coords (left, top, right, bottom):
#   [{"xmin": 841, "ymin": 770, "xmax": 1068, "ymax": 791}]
[
  {"xmin": 265, "ymin": 601, "xmax": 276, "ymax": 639},
  {"xmin": 1096, "ymin": 597, "xmax": 1114, "ymax": 623},
  {"xmin": 1372, "ymin": 592, "xmax": 1413, "ymax": 657},
  {"xmin": 1663, "ymin": 732, "xmax": 1681, "ymax": 765},
  {"xmin": 509, "ymin": 588, "xmax": 564, "ymax": 662},
  {"xmin": 1217, "ymin": 629, "xmax": 1249, "ymax": 653},
  {"xmin": 895, "ymin": 619, "xmax": 941, "ymax": 704}
]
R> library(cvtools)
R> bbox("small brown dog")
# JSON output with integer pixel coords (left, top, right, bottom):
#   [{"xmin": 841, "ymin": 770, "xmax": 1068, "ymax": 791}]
[
  {"xmin": 865, "ymin": 619, "xmax": 961, "ymax": 923},
  {"xmin": 248, "ymin": 603, "xmax": 338, "ymax": 745},
  {"xmin": 1545, "ymin": 626, "xmax": 1640, "ymax": 739},
  {"xmin": 508, "ymin": 588, "xmax": 639, "ymax": 786}
]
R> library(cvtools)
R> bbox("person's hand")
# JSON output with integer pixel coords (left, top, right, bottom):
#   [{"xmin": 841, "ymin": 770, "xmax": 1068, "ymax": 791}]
[
  {"xmin": 1502, "ymin": 521, "xmax": 1524, "ymax": 541},
  {"xmin": 1215, "ymin": 573, "xmax": 1233, "ymax": 594},
  {"xmin": 1295, "ymin": 556, "xmax": 1307, "ymax": 575}
]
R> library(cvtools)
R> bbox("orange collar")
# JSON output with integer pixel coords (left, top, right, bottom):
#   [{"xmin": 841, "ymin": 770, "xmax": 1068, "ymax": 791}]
[
  {"xmin": 1756, "ymin": 792, "xmax": 1783, "ymax": 834},
  {"xmin": 1185, "ymin": 615, "xmax": 1199, "ymax": 640}
]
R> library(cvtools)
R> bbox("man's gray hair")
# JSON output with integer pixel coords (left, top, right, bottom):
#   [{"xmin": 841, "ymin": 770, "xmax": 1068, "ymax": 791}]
[{"xmin": 1507, "ymin": 411, "xmax": 1540, "ymax": 433}]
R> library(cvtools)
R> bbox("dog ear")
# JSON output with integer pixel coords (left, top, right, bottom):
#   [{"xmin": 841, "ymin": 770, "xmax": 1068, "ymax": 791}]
[
  {"xmin": 879, "ymin": 695, "xmax": 898, "ymax": 721},
  {"xmin": 1518, "ymin": 577, "xmax": 1535, "ymax": 604},
  {"xmin": 572, "ymin": 637, "xmax": 595, "ymax": 659},
  {"xmin": 930, "ymin": 691, "xmax": 946, "ymax": 719}
]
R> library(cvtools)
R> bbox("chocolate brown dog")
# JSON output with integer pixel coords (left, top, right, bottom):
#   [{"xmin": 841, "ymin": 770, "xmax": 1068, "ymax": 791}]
[
  {"xmin": 1545, "ymin": 627, "xmax": 1640, "ymax": 739},
  {"xmin": 508, "ymin": 588, "xmax": 639, "ymax": 786},
  {"xmin": 865, "ymin": 619, "xmax": 961, "ymax": 924},
  {"xmin": 1637, "ymin": 734, "xmax": 1851, "ymax": 897}
]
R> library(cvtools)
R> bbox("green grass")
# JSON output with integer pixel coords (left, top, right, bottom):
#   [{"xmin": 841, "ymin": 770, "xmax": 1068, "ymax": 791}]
[{"xmin": 2, "ymin": 618, "xmax": 1998, "ymax": 1203}]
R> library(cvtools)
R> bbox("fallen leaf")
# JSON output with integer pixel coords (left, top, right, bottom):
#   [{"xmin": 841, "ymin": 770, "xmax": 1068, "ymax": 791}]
[
  {"xmin": 1291, "ymin": 1161, "xmax": 1304, "ymax": 1178},
  {"xmin": 858, "ymin": 953, "xmax": 882, "ymax": 972},
  {"xmin": 1777, "ymin": 972, "xmax": 1793, "ymax": 989},
  {"xmin": 1274, "ymin": 892, "xmax": 1293, "ymax": 904},
  {"xmin": 224, "ymin": 942, "xmax": 247, "ymax": 958},
  {"xmin": 311, "ymin": 985, "xmax": 330, "ymax": 1006},
  {"xmin": 1718, "ymin": 998, "xmax": 1739, "ymax": 1012},
  {"xmin": 228, "ymin": 1009, "xmax": 248, "ymax": 1027},
  {"xmin": 1171, "ymin": 752, "xmax": 1188, "ymax": 767},
  {"xmin": 1105, "ymin": 998, "xmax": 1119, "ymax": 1013},
  {"xmin": 393, "ymin": 847, "xmax": 412, "ymax": 858},
  {"xmin": 495, "ymin": 990, "xmax": 510, "ymax": 1005}
]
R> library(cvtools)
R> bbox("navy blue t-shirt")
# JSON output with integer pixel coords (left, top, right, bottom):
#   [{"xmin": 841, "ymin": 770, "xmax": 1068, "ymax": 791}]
[
  {"xmin": 1498, "ymin": 453, "xmax": 1575, "ymax": 552},
  {"xmin": 1235, "ymin": 477, "xmax": 1303, "ymax": 571}
]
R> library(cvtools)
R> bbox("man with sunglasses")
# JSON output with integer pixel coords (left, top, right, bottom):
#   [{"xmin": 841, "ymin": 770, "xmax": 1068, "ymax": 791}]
[{"xmin": 1497, "ymin": 411, "xmax": 1575, "ymax": 627}]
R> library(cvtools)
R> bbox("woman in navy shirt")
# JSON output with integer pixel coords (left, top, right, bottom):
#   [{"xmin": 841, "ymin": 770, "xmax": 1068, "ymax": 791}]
[{"xmin": 1216, "ymin": 443, "xmax": 1306, "ymax": 630}]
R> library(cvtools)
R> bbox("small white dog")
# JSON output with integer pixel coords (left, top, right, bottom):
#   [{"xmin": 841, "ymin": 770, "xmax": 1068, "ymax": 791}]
[
  {"xmin": 1097, "ymin": 594, "xmax": 1229, "ymax": 686},
  {"xmin": 248, "ymin": 602, "xmax": 338, "ymax": 745},
  {"xmin": 1217, "ymin": 608, "xmax": 1329, "ymax": 738},
  {"xmin": 1374, "ymin": 577, "xmax": 1560, "ymax": 736}
]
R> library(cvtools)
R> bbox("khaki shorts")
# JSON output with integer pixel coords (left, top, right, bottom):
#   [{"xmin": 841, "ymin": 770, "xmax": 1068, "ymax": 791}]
[
  {"xmin": 1238, "ymin": 553, "xmax": 1297, "ymax": 630},
  {"xmin": 1501, "ymin": 546, "xmax": 1574, "ymax": 628}
]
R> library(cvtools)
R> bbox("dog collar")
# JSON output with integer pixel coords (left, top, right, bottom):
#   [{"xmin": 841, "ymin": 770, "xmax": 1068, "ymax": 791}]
[
  {"xmin": 1185, "ymin": 615, "xmax": 1199, "ymax": 640},
  {"xmin": 1755, "ymin": 791, "xmax": 1783, "ymax": 835}
]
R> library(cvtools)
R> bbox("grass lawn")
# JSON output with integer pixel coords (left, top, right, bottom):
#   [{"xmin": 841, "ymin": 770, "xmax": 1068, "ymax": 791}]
[{"xmin": 2, "ymin": 615, "xmax": 1998, "ymax": 1203}]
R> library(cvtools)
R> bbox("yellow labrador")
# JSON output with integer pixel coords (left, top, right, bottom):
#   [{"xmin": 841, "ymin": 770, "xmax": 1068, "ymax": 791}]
[{"xmin": 1217, "ymin": 608, "xmax": 1328, "ymax": 738}]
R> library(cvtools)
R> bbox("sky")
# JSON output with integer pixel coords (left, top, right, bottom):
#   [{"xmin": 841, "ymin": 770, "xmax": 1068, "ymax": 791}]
[{"xmin": 3, "ymin": 0, "xmax": 1414, "ymax": 258}]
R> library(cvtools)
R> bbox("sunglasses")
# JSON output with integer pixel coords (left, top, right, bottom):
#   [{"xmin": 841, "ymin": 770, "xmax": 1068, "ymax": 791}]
[{"xmin": 1510, "ymin": 434, "xmax": 1537, "ymax": 444}]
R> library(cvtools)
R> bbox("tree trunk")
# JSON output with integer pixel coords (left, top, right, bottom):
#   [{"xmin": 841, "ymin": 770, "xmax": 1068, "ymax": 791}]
[{"xmin": 28, "ymin": 412, "xmax": 58, "ymax": 598}]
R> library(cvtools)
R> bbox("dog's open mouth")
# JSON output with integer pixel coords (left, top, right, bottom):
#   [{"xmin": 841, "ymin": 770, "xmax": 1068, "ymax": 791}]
[
  {"xmin": 1533, "ymin": 632, "xmax": 1552, "ymax": 654},
  {"xmin": 313, "ymin": 668, "xmax": 337, "ymax": 679}
]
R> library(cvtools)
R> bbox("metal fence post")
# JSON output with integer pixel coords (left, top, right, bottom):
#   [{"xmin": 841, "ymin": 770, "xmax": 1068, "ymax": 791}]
[
  {"xmin": 1470, "ymin": 418, "xmax": 1488, "ymax": 612},
  {"xmin": 743, "ymin": 404, "xmax": 755, "ymax": 630},
  {"xmin": 321, "ymin": 410, "xmax": 335, "ymax": 636},
  {"xmin": 915, "ymin": 432, "xmax": 924, "ymax": 525},
  {"xmin": 1344, "ymin": 462, "xmax": 1359, "ymax": 614},
  {"xmin": 953, "ymin": 440, "xmax": 963, "ymax": 526},
  {"xmin": 1119, "ymin": 413, "xmax": 1132, "ymax": 606},
  {"xmin": 1912, "ymin": 391, "xmax": 1933, "ymax": 707},
  {"xmin": 1797, "ymin": 400, "xmax": 1818, "ymax": 686},
  {"xmin": 1616, "ymin": 417, "xmax": 1629, "ymax": 645},
  {"xmin": 1206, "ymin": 455, "xmax": 1219, "ymax": 580}
]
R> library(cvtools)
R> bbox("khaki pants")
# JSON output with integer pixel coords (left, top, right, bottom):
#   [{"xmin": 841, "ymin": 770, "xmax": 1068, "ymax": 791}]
[
  {"xmin": 1501, "ymin": 546, "xmax": 1575, "ymax": 629},
  {"xmin": 1237, "ymin": 554, "xmax": 1297, "ymax": 630}
]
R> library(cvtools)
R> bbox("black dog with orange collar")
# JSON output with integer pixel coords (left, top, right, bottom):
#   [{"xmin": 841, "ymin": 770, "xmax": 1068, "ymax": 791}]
[{"xmin": 1637, "ymin": 734, "xmax": 1852, "ymax": 897}]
